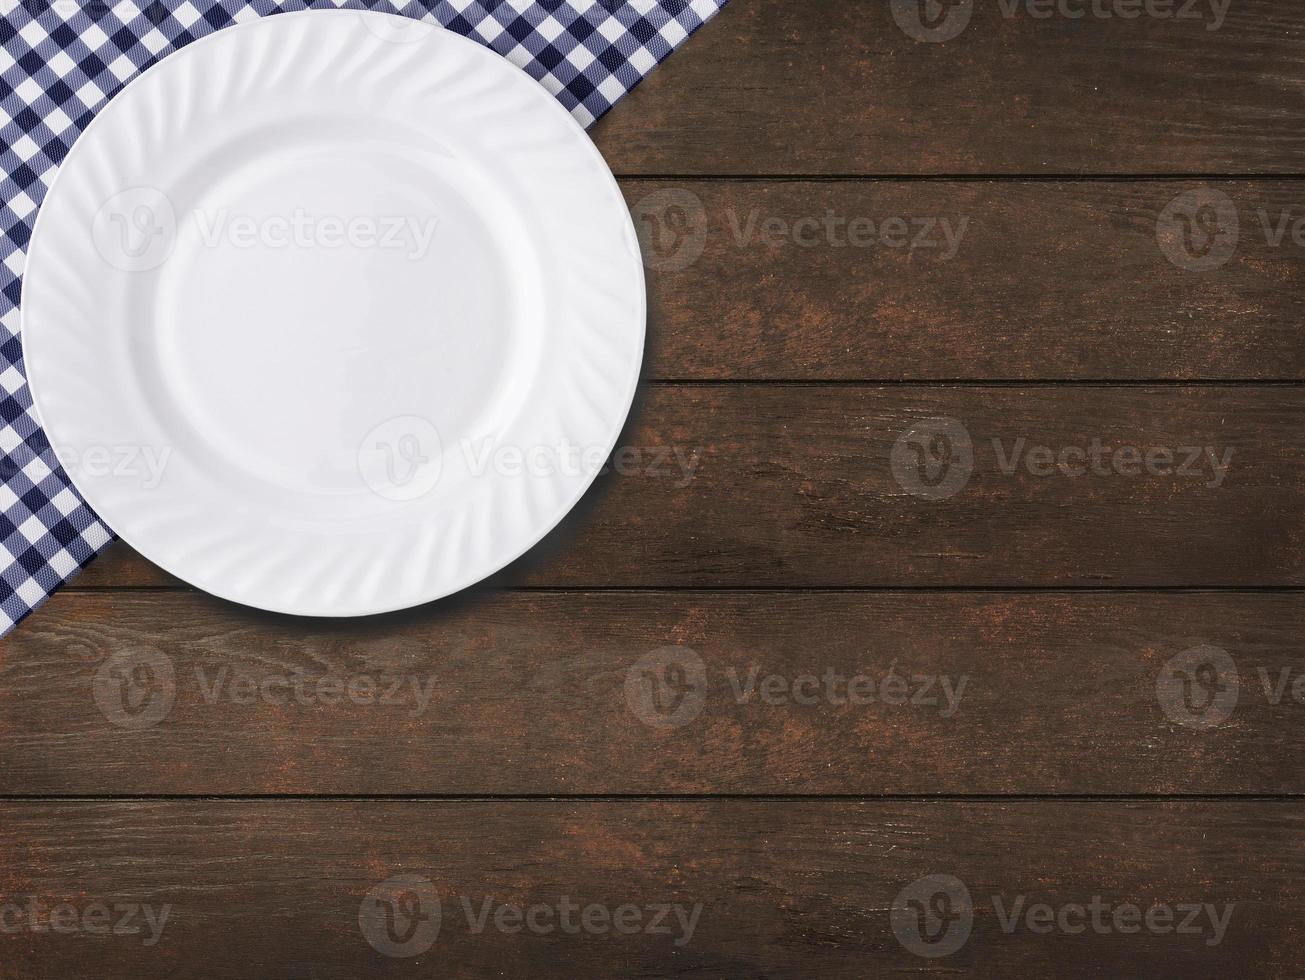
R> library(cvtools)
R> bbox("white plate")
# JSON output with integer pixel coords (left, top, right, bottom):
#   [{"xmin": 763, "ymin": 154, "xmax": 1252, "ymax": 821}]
[{"xmin": 22, "ymin": 10, "xmax": 646, "ymax": 616}]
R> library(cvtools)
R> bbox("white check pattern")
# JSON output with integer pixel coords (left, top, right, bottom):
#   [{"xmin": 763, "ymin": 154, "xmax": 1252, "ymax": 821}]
[{"xmin": 0, "ymin": 0, "xmax": 727, "ymax": 634}]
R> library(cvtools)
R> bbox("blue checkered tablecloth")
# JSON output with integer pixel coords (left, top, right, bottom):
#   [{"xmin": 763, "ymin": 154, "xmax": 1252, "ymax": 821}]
[{"xmin": 0, "ymin": 0, "xmax": 725, "ymax": 634}]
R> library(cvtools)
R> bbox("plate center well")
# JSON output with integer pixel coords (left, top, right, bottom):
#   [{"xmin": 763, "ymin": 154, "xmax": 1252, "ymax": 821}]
[{"xmin": 151, "ymin": 140, "xmax": 541, "ymax": 500}]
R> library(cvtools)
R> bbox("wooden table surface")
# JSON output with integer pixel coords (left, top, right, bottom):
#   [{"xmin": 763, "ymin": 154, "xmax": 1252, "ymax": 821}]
[{"xmin": 5, "ymin": 1, "xmax": 1305, "ymax": 975}]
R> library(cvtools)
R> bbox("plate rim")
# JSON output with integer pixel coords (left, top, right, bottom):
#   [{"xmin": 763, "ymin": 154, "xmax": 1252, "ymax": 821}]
[{"xmin": 21, "ymin": 7, "xmax": 647, "ymax": 618}]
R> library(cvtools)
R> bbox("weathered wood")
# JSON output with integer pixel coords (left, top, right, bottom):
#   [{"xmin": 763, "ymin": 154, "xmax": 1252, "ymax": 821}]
[
  {"xmin": 595, "ymin": 0, "xmax": 1305, "ymax": 175},
  {"xmin": 69, "ymin": 385, "xmax": 1305, "ymax": 589},
  {"xmin": 10, "ymin": 4, "xmax": 1305, "ymax": 980},
  {"xmin": 0, "ymin": 800, "xmax": 1298, "ymax": 977},
  {"xmin": 627, "ymin": 179, "xmax": 1305, "ymax": 380},
  {"xmin": 2, "ymin": 590, "xmax": 1302, "ymax": 795}
]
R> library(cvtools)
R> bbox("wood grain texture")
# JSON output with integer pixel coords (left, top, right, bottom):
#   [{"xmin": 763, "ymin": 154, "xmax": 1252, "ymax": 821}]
[
  {"xmin": 2, "ymin": 590, "xmax": 1302, "ymax": 795},
  {"xmin": 69, "ymin": 385, "xmax": 1305, "ymax": 589},
  {"xmin": 593, "ymin": 0, "xmax": 1305, "ymax": 175},
  {"xmin": 0, "ymin": 800, "xmax": 1298, "ymax": 977},
  {"xmin": 9, "ymin": 2, "xmax": 1305, "ymax": 975},
  {"xmin": 628, "ymin": 179, "xmax": 1305, "ymax": 380}
]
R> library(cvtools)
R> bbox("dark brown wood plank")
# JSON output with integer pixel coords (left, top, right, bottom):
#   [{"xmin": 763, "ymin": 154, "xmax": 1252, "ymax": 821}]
[
  {"xmin": 594, "ymin": 0, "xmax": 1305, "ymax": 175},
  {"xmin": 0, "ymin": 800, "xmax": 1298, "ymax": 977},
  {"xmin": 628, "ymin": 179, "xmax": 1305, "ymax": 380},
  {"xmin": 3, "ymin": 590, "xmax": 1303, "ymax": 795},
  {"xmin": 70, "ymin": 385, "xmax": 1305, "ymax": 589}
]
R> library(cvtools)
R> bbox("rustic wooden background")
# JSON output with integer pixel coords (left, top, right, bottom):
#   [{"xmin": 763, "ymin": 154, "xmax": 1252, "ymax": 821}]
[{"xmin": 4, "ymin": 0, "xmax": 1305, "ymax": 974}]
